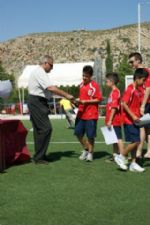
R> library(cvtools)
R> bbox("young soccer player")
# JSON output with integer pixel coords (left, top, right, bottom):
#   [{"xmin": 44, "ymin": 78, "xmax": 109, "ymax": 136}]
[
  {"xmin": 74, "ymin": 65, "xmax": 102, "ymax": 161},
  {"xmin": 105, "ymin": 72, "xmax": 125, "ymax": 164},
  {"xmin": 115, "ymin": 68, "xmax": 148, "ymax": 172}
]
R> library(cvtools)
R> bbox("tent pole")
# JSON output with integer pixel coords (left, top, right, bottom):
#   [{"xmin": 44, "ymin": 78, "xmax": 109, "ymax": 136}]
[
  {"xmin": 18, "ymin": 88, "xmax": 23, "ymax": 115},
  {"xmin": 22, "ymin": 88, "xmax": 24, "ymax": 114},
  {"xmin": 53, "ymin": 97, "xmax": 56, "ymax": 114}
]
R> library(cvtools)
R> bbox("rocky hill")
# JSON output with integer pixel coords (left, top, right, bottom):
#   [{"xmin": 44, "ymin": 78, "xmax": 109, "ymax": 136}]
[{"xmin": 0, "ymin": 22, "xmax": 150, "ymax": 80}]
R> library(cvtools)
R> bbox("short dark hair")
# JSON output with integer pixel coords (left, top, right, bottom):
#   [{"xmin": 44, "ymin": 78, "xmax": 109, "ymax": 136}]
[
  {"xmin": 106, "ymin": 72, "xmax": 119, "ymax": 85},
  {"xmin": 83, "ymin": 65, "xmax": 93, "ymax": 76},
  {"xmin": 133, "ymin": 68, "xmax": 148, "ymax": 81},
  {"xmin": 129, "ymin": 52, "xmax": 143, "ymax": 63}
]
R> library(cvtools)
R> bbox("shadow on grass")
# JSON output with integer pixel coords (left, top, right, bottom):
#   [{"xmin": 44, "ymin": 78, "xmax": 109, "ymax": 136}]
[
  {"xmin": 94, "ymin": 151, "xmax": 111, "ymax": 160},
  {"xmin": 3, "ymin": 159, "xmax": 32, "ymax": 172},
  {"xmin": 47, "ymin": 150, "xmax": 77, "ymax": 162},
  {"xmin": 142, "ymin": 158, "xmax": 150, "ymax": 168}
]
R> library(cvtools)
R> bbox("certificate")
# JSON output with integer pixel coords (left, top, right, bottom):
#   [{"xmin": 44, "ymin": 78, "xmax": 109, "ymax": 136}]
[{"xmin": 101, "ymin": 126, "xmax": 118, "ymax": 145}]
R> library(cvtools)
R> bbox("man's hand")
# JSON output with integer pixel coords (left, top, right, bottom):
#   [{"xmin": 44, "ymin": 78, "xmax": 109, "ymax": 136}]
[
  {"xmin": 132, "ymin": 115, "xmax": 140, "ymax": 122},
  {"xmin": 67, "ymin": 94, "xmax": 74, "ymax": 100}
]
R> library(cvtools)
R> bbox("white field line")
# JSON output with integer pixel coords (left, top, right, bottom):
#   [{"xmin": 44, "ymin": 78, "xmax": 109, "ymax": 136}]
[{"xmin": 27, "ymin": 141, "xmax": 106, "ymax": 145}]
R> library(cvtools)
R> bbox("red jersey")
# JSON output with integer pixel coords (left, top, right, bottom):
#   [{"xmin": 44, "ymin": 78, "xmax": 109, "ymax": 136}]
[
  {"xmin": 77, "ymin": 80, "xmax": 102, "ymax": 120},
  {"xmin": 105, "ymin": 88, "xmax": 121, "ymax": 126},
  {"xmin": 122, "ymin": 83, "xmax": 142, "ymax": 124},
  {"xmin": 143, "ymin": 68, "xmax": 150, "ymax": 103}
]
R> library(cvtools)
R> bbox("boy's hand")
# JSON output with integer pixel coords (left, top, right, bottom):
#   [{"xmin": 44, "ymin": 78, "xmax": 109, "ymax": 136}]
[
  {"xmin": 75, "ymin": 99, "xmax": 86, "ymax": 104},
  {"xmin": 107, "ymin": 120, "xmax": 112, "ymax": 129},
  {"xmin": 140, "ymin": 106, "xmax": 145, "ymax": 116},
  {"xmin": 132, "ymin": 115, "xmax": 140, "ymax": 122}
]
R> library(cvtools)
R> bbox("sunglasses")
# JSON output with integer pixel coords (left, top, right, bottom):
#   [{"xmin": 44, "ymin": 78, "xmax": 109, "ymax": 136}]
[{"xmin": 46, "ymin": 62, "xmax": 53, "ymax": 68}]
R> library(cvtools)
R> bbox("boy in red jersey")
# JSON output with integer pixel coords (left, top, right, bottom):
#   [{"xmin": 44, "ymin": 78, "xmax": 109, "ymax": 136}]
[
  {"xmin": 129, "ymin": 52, "xmax": 150, "ymax": 158},
  {"xmin": 105, "ymin": 72, "xmax": 125, "ymax": 166},
  {"xmin": 74, "ymin": 65, "xmax": 102, "ymax": 161},
  {"xmin": 115, "ymin": 68, "xmax": 148, "ymax": 172}
]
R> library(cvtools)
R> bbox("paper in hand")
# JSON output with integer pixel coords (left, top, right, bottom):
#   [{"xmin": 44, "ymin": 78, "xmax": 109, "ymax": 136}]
[
  {"xmin": 134, "ymin": 113, "xmax": 150, "ymax": 126},
  {"xmin": 101, "ymin": 126, "xmax": 118, "ymax": 145}
]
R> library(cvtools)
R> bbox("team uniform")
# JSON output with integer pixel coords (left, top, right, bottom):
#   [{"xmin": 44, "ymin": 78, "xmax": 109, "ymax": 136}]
[
  {"xmin": 143, "ymin": 68, "xmax": 150, "ymax": 113},
  {"xmin": 122, "ymin": 83, "xmax": 143, "ymax": 142},
  {"xmin": 74, "ymin": 80, "xmax": 102, "ymax": 139},
  {"xmin": 105, "ymin": 88, "xmax": 122, "ymax": 139}
]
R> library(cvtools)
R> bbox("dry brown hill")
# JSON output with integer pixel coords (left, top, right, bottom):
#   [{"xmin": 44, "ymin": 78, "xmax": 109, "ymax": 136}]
[{"xmin": 0, "ymin": 23, "xmax": 150, "ymax": 79}]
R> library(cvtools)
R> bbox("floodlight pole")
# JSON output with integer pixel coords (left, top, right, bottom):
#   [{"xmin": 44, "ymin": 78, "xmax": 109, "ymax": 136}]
[
  {"xmin": 138, "ymin": 1, "xmax": 150, "ymax": 53},
  {"xmin": 138, "ymin": 2, "xmax": 141, "ymax": 53}
]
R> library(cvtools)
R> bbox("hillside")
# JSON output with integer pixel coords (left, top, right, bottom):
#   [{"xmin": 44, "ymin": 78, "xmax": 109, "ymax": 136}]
[{"xmin": 0, "ymin": 23, "xmax": 150, "ymax": 79}]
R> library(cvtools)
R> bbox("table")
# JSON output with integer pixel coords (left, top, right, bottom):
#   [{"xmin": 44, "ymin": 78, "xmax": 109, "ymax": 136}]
[{"xmin": 0, "ymin": 120, "xmax": 31, "ymax": 172}]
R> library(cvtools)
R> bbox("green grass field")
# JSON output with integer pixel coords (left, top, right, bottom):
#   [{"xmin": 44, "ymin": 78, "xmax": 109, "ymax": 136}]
[{"xmin": 0, "ymin": 118, "xmax": 150, "ymax": 225}]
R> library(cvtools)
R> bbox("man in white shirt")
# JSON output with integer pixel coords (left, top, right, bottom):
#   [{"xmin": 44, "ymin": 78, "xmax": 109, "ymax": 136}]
[{"xmin": 28, "ymin": 55, "xmax": 74, "ymax": 164}]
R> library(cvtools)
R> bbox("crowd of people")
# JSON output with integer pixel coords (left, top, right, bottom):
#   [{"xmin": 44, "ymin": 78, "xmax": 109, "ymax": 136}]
[{"xmin": 27, "ymin": 53, "xmax": 150, "ymax": 173}]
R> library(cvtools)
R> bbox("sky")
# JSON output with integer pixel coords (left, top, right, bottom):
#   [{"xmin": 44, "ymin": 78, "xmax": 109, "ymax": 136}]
[{"xmin": 0, "ymin": 0, "xmax": 150, "ymax": 42}]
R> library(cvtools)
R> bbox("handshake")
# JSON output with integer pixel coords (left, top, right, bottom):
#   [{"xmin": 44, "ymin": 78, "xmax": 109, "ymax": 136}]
[{"xmin": 66, "ymin": 94, "xmax": 85, "ymax": 105}]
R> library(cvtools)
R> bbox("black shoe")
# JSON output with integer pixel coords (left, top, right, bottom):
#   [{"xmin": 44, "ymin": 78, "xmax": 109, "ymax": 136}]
[
  {"xmin": 42, "ymin": 155, "xmax": 49, "ymax": 161},
  {"xmin": 34, "ymin": 159, "xmax": 49, "ymax": 165}
]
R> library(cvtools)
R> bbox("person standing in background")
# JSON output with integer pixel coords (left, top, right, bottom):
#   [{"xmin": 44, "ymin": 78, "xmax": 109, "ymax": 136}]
[
  {"xmin": 60, "ymin": 98, "xmax": 75, "ymax": 128},
  {"xmin": 28, "ymin": 55, "xmax": 74, "ymax": 164},
  {"xmin": 115, "ymin": 69, "xmax": 148, "ymax": 172},
  {"xmin": 128, "ymin": 52, "xmax": 150, "ymax": 159}
]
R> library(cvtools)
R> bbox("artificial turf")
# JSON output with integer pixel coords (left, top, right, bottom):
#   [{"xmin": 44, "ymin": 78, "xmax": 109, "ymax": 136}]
[{"xmin": 0, "ymin": 119, "xmax": 150, "ymax": 225}]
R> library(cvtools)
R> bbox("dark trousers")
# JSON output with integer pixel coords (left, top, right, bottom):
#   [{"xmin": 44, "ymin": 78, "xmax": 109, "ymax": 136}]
[{"xmin": 28, "ymin": 95, "xmax": 52, "ymax": 161}]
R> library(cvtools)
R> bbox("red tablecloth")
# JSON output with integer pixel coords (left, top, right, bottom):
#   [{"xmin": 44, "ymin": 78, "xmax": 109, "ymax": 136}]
[{"xmin": 0, "ymin": 120, "xmax": 31, "ymax": 172}]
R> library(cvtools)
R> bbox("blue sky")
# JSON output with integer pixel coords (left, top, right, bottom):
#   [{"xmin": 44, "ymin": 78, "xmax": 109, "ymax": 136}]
[{"xmin": 0, "ymin": 0, "xmax": 150, "ymax": 42}]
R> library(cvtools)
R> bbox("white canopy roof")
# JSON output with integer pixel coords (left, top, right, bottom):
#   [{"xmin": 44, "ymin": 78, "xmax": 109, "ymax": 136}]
[{"xmin": 18, "ymin": 61, "xmax": 94, "ymax": 88}]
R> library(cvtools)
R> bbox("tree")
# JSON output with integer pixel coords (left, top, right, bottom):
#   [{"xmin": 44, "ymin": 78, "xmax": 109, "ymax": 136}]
[
  {"xmin": 105, "ymin": 40, "xmax": 113, "ymax": 74},
  {"xmin": 102, "ymin": 54, "xmax": 133, "ymax": 98},
  {"xmin": 115, "ymin": 54, "xmax": 133, "ymax": 94},
  {"xmin": 0, "ymin": 62, "xmax": 15, "ymax": 84}
]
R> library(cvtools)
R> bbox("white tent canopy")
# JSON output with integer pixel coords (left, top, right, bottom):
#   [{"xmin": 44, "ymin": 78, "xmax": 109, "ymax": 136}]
[
  {"xmin": 18, "ymin": 61, "xmax": 94, "ymax": 88},
  {"xmin": 17, "ymin": 61, "xmax": 94, "ymax": 114}
]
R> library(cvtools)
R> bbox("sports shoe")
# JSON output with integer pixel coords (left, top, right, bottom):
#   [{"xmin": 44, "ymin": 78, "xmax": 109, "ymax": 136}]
[
  {"xmin": 79, "ymin": 150, "xmax": 88, "ymax": 160},
  {"xmin": 114, "ymin": 154, "xmax": 128, "ymax": 170},
  {"xmin": 129, "ymin": 162, "xmax": 145, "ymax": 172},
  {"xmin": 86, "ymin": 153, "xmax": 93, "ymax": 162}
]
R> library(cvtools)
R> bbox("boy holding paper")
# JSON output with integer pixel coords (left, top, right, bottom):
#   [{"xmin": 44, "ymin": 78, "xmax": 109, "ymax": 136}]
[
  {"xmin": 105, "ymin": 73, "xmax": 125, "ymax": 166},
  {"xmin": 115, "ymin": 68, "xmax": 148, "ymax": 172}
]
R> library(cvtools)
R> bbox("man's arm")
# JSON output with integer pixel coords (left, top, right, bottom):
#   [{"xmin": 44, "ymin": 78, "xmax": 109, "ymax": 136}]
[{"xmin": 47, "ymin": 86, "xmax": 74, "ymax": 100}]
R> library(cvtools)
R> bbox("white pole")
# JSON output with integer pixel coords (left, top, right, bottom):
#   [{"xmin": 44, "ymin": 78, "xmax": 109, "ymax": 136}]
[
  {"xmin": 53, "ymin": 97, "xmax": 56, "ymax": 114},
  {"xmin": 18, "ymin": 88, "xmax": 23, "ymax": 115},
  {"xmin": 138, "ymin": 2, "xmax": 141, "ymax": 53},
  {"xmin": 22, "ymin": 88, "xmax": 24, "ymax": 114}
]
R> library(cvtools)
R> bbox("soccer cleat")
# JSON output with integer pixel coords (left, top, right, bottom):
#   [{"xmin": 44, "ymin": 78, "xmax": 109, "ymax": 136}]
[
  {"xmin": 114, "ymin": 154, "xmax": 128, "ymax": 170},
  {"xmin": 79, "ymin": 150, "xmax": 88, "ymax": 160},
  {"xmin": 129, "ymin": 162, "xmax": 145, "ymax": 172},
  {"xmin": 86, "ymin": 153, "xmax": 93, "ymax": 162}
]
